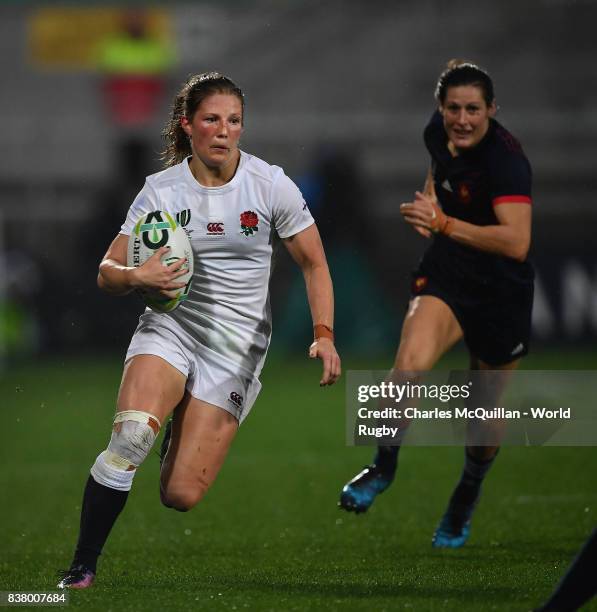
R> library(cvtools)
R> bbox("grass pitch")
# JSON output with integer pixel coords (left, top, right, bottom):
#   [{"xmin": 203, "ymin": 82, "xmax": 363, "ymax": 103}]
[{"xmin": 1, "ymin": 349, "xmax": 596, "ymax": 611}]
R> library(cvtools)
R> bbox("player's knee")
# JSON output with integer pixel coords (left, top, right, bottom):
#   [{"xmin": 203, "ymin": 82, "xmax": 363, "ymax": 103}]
[
  {"xmin": 160, "ymin": 479, "xmax": 208, "ymax": 512},
  {"xmin": 160, "ymin": 488, "xmax": 204, "ymax": 512},
  {"xmin": 394, "ymin": 349, "xmax": 433, "ymax": 372},
  {"xmin": 90, "ymin": 410, "xmax": 161, "ymax": 491},
  {"xmin": 106, "ymin": 410, "xmax": 161, "ymax": 468}
]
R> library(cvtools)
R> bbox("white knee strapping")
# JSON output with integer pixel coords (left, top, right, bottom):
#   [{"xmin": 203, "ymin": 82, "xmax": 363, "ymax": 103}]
[
  {"xmin": 90, "ymin": 410, "xmax": 161, "ymax": 492},
  {"xmin": 107, "ymin": 410, "xmax": 161, "ymax": 467}
]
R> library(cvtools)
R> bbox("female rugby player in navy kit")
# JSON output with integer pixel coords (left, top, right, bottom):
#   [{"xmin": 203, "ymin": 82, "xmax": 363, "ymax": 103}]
[{"xmin": 339, "ymin": 61, "xmax": 534, "ymax": 548}]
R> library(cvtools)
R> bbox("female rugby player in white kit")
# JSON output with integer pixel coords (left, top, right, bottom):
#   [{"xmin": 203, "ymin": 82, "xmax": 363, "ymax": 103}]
[{"xmin": 58, "ymin": 72, "xmax": 341, "ymax": 589}]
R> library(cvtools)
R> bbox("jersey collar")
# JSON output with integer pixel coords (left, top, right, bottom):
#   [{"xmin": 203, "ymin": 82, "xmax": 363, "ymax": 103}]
[{"xmin": 182, "ymin": 150, "xmax": 248, "ymax": 195}]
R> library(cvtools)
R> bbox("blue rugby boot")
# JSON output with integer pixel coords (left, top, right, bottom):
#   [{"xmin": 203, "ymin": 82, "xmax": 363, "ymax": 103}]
[
  {"xmin": 432, "ymin": 491, "xmax": 480, "ymax": 548},
  {"xmin": 433, "ymin": 450, "xmax": 494, "ymax": 548},
  {"xmin": 338, "ymin": 463, "xmax": 396, "ymax": 513}
]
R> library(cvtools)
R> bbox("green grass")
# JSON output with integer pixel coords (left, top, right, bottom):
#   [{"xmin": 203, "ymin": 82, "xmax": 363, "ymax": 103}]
[{"xmin": 1, "ymin": 350, "xmax": 596, "ymax": 611}]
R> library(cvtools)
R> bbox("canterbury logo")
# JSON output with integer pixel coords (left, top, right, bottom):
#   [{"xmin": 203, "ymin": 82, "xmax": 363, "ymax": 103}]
[
  {"xmin": 207, "ymin": 222, "xmax": 225, "ymax": 235},
  {"xmin": 229, "ymin": 392, "xmax": 243, "ymax": 407}
]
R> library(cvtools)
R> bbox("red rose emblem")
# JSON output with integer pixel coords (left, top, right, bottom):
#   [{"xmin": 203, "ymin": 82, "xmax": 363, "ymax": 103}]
[
  {"xmin": 240, "ymin": 210, "xmax": 259, "ymax": 236},
  {"xmin": 240, "ymin": 211, "xmax": 258, "ymax": 227}
]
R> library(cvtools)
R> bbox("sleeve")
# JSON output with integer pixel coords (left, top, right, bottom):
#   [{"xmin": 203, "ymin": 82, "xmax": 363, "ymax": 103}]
[
  {"xmin": 270, "ymin": 171, "xmax": 315, "ymax": 239},
  {"xmin": 490, "ymin": 151, "xmax": 533, "ymax": 207},
  {"xmin": 119, "ymin": 180, "xmax": 161, "ymax": 235}
]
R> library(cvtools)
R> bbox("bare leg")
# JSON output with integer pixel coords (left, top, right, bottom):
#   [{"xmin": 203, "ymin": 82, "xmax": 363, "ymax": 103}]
[
  {"xmin": 160, "ymin": 393, "xmax": 239, "ymax": 511},
  {"xmin": 117, "ymin": 354, "xmax": 187, "ymax": 422},
  {"xmin": 394, "ymin": 295, "xmax": 463, "ymax": 372},
  {"xmin": 60, "ymin": 355, "xmax": 186, "ymax": 588},
  {"xmin": 339, "ymin": 296, "xmax": 463, "ymax": 513},
  {"xmin": 379, "ymin": 295, "xmax": 464, "ymax": 446}
]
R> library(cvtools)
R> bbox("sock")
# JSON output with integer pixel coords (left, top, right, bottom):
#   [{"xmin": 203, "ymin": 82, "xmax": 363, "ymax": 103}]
[
  {"xmin": 373, "ymin": 445, "xmax": 400, "ymax": 473},
  {"xmin": 448, "ymin": 448, "xmax": 499, "ymax": 512},
  {"xmin": 539, "ymin": 528, "xmax": 597, "ymax": 612},
  {"xmin": 72, "ymin": 475, "xmax": 129, "ymax": 573}
]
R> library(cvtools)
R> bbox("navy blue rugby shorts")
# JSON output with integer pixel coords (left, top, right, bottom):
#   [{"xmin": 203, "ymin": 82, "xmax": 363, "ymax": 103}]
[{"xmin": 410, "ymin": 267, "xmax": 534, "ymax": 367}]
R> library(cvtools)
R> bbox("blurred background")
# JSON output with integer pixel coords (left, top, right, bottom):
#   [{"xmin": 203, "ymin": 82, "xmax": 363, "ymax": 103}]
[
  {"xmin": 1, "ymin": 0, "xmax": 596, "ymax": 363},
  {"xmin": 1, "ymin": 4, "xmax": 596, "ymax": 606}
]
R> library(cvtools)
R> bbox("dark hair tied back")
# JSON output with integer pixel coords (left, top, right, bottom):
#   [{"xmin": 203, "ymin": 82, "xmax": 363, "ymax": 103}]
[
  {"xmin": 435, "ymin": 60, "xmax": 495, "ymax": 106},
  {"xmin": 161, "ymin": 72, "xmax": 244, "ymax": 168}
]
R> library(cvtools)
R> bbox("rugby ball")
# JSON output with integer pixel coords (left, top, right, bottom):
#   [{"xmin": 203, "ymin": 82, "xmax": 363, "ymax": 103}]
[{"xmin": 127, "ymin": 211, "xmax": 194, "ymax": 313}]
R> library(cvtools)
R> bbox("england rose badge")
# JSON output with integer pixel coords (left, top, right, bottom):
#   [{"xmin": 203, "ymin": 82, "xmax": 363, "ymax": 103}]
[{"xmin": 240, "ymin": 211, "xmax": 259, "ymax": 236}]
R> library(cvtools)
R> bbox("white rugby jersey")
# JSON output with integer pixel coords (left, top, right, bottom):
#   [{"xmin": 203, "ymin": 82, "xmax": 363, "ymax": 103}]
[{"xmin": 120, "ymin": 151, "xmax": 314, "ymax": 377}]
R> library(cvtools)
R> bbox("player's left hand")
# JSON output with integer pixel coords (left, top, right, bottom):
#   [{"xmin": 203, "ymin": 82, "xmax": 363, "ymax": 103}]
[{"xmin": 309, "ymin": 338, "xmax": 341, "ymax": 386}]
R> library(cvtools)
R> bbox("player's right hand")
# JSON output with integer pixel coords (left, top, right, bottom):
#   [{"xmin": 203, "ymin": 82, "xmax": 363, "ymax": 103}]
[
  {"xmin": 130, "ymin": 247, "xmax": 189, "ymax": 297},
  {"xmin": 401, "ymin": 199, "xmax": 432, "ymax": 238},
  {"xmin": 401, "ymin": 192, "xmax": 453, "ymax": 236}
]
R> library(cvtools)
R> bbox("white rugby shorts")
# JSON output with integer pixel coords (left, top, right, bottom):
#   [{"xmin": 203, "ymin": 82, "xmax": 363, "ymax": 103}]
[{"xmin": 125, "ymin": 312, "xmax": 262, "ymax": 423}]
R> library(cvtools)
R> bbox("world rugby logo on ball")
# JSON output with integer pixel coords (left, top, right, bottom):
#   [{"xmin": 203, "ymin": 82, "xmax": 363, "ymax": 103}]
[{"xmin": 127, "ymin": 211, "xmax": 194, "ymax": 313}]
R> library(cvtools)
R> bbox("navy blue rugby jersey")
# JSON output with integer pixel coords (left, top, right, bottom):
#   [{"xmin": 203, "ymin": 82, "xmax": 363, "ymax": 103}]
[{"xmin": 420, "ymin": 110, "xmax": 533, "ymax": 286}]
